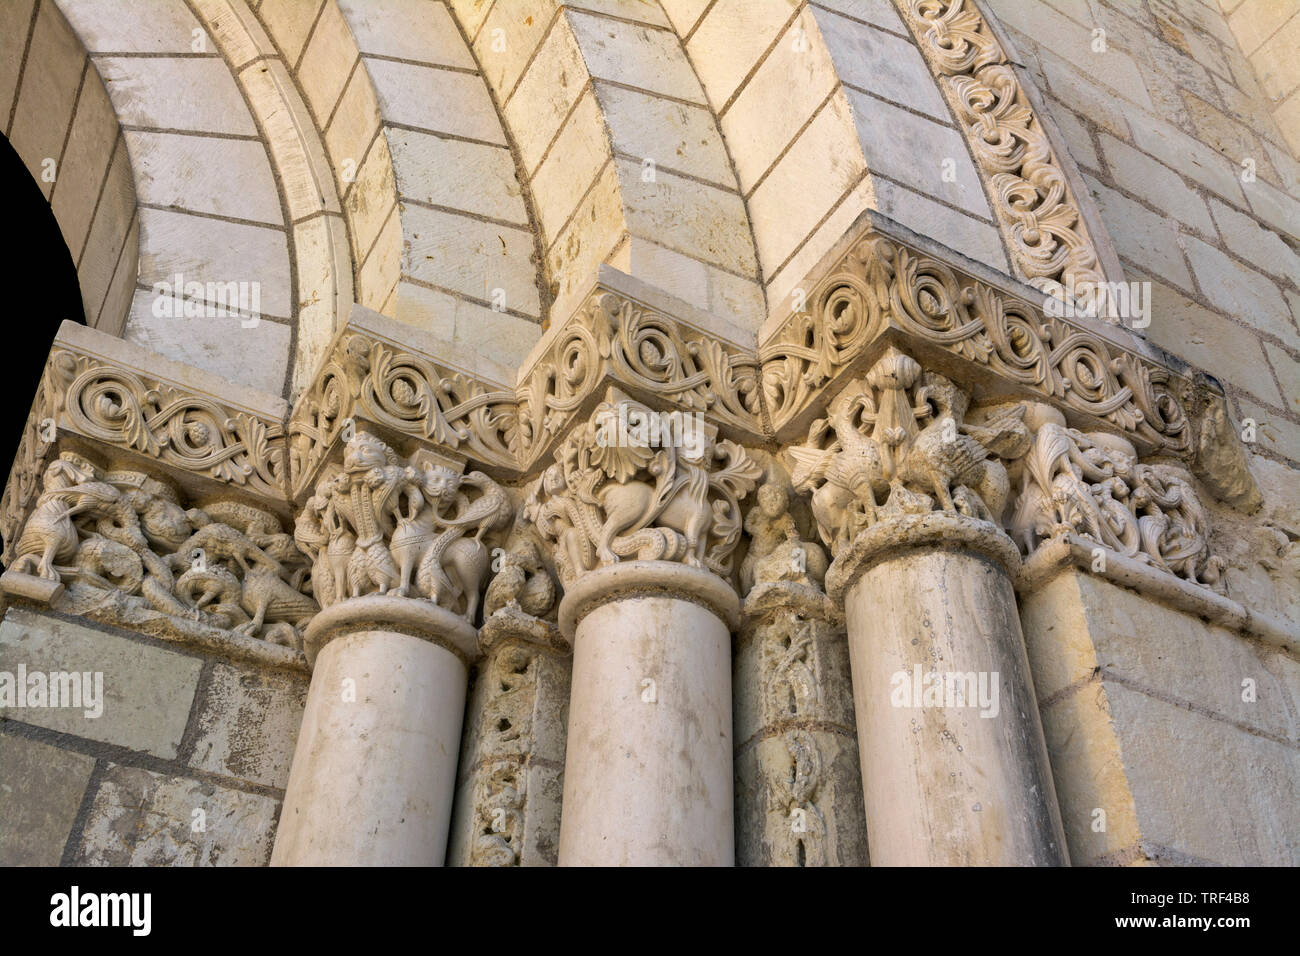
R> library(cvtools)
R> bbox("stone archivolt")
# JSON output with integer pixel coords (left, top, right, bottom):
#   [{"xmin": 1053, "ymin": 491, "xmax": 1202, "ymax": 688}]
[{"xmin": 897, "ymin": 0, "xmax": 1106, "ymax": 295}]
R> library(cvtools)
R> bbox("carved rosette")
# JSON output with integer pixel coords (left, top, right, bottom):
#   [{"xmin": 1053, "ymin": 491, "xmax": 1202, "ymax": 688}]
[
  {"xmin": 760, "ymin": 226, "xmax": 1193, "ymax": 458},
  {"xmin": 896, "ymin": 0, "xmax": 1106, "ymax": 293},
  {"xmin": 525, "ymin": 393, "xmax": 763, "ymax": 589}
]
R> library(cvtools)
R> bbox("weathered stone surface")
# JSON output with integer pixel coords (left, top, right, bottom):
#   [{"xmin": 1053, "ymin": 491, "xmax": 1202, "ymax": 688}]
[
  {"xmin": 0, "ymin": 734, "xmax": 96, "ymax": 866},
  {"xmin": 71, "ymin": 763, "xmax": 279, "ymax": 867},
  {"xmin": 187, "ymin": 663, "xmax": 308, "ymax": 790},
  {"xmin": 0, "ymin": 608, "xmax": 202, "ymax": 760}
]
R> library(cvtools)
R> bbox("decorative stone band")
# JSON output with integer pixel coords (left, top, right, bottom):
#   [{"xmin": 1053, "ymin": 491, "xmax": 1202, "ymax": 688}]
[
  {"xmin": 1018, "ymin": 534, "xmax": 1299, "ymax": 653},
  {"xmin": 895, "ymin": 0, "xmax": 1107, "ymax": 294},
  {"xmin": 760, "ymin": 213, "xmax": 1196, "ymax": 459},
  {"xmin": 557, "ymin": 561, "xmax": 743, "ymax": 643},
  {"xmin": 302, "ymin": 593, "xmax": 480, "ymax": 668},
  {"xmin": 288, "ymin": 308, "xmax": 518, "ymax": 499},
  {"xmin": 2, "ymin": 321, "xmax": 289, "ymax": 565},
  {"xmin": 824, "ymin": 512, "xmax": 1022, "ymax": 603}
]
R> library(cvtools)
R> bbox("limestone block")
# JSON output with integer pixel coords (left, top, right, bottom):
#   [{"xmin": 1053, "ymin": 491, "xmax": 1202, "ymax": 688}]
[
  {"xmin": 295, "ymin": 0, "xmax": 355, "ymax": 120},
  {"xmin": 1099, "ymin": 134, "xmax": 1215, "ymax": 236},
  {"xmin": 595, "ymin": 82, "xmax": 735, "ymax": 189},
  {"xmin": 566, "ymin": 10, "xmax": 705, "ymax": 104},
  {"xmin": 1129, "ymin": 114, "xmax": 1246, "ymax": 204},
  {"xmin": 1048, "ymin": 101, "xmax": 1100, "ymax": 171},
  {"xmin": 1085, "ymin": 176, "xmax": 1194, "ymax": 289},
  {"xmin": 1037, "ymin": 680, "xmax": 1145, "ymax": 866},
  {"xmin": 872, "ymin": 179, "xmax": 1008, "ymax": 274},
  {"xmin": 57, "ymin": 0, "xmax": 205, "ymax": 53},
  {"xmin": 503, "ymin": 24, "xmax": 589, "ymax": 173},
  {"xmin": 366, "ymin": 59, "xmax": 506, "ymax": 145},
  {"xmin": 1238, "ymin": 395, "xmax": 1300, "ymax": 463},
  {"xmin": 50, "ymin": 70, "xmax": 118, "ymax": 261},
  {"xmin": 686, "ymin": 0, "xmax": 799, "ymax": 107},
  {"xmin": 0, "ymin": 734, "xmax": 96, "ymax": 866},
  {"xmin": 472, "ymin": 0, "xmax": 556, "ymax": 101},
  {"xmin": 617, "ymin": 159, "xmax": 757, "ymax": 278},
  {"xmin": 1141, "ymin": 276, "xmax": 1282, "ymax": 407},
  {"xmin": 547, "ymin": 160, "xmax": 626, "ymax": 323},
  {"xmin": 137, "ymin": 207, "xmax": 293, "ymax": 320},
  {"xmin": 256, "ymin": 0, "xmax": 323, "ymax": 65},
  {"xmin": 658, "ymin": 0, "xmax": 710, "ymax": 36},
  {"xmin": 1265, "ymin": 343, "xmax": 1300, "ymax": 416},
  {"xmin": 1184, "ymin": 236, "xmax": 1298, "ymax": 349},
  {"xmin": 339, "ymin": 0, "xmax": 475, "ymax": 67},
  {"xmin": 764, "ymin": 176, "xmax": 874, "ymax": 315},
  {"xmin": 531, "ymin": 88, "xmax": 613, "ymax": 241},
  {"xmin": 814, "ymin": 7, "xmax": 948, "ymax": 120},
  {"xmin": 0, "ymin": 608, "xmax": 201, "ymax": 760},
  {"xmin": 321, "ymin": 64, "xmax": 381, "ymax": 194},
  {"xmin": 71, "ymin": 763, "xmax": 279, "ymax": 866},
  {"xmin": 9, "ymin": 1, "xmax": 84, "ymax": 200},
  {"xmin": 1250, "ymin": 14, "xmax": 1300, "ymax": 102},
  {"xmin": 389, "ymin": 129, "xmax": 528, "ymax": 226},
  {"xmin": 344, "ymin": 131, "xmax": 397, "ymax": 262},
  {"xmin": 187, "ymin": 662, "xmax": 309, "ymax": 790},
  {"xmin": 124, "ymin": 289, "xmax": 292, "ymax": 395},
  {"xmin": 1209, "ymin": 199, "xmax": 1300, "ymax": 282},
  {"xmin": 1105, "ymin": 681, "xmax": 1300, "ymax": 865},
  {"xmin": 1039, "ymin": 50, "xmax": 1133, "ymax": 139},
  {"xmin": 400, "ymin": 202, "xmax": 541, "ymax": 316},
  {"xmin": 94, "ymin": 56, "xmax": 258, "ymax": 135},
  {"xmin": 76, "ymin": 141, "xmax": 135, "ymax": 320},
  {"xmin": 0, "ymin": 0, "xmax": 36, "ymax": 121},
  {"xmin": 1243, "ymin": 178, "xmax": 1300, "ymax": 243},
  {"xmin": 747, "ymin": 90, "xmax": 866, "ymax": 274},
  {"xmin": 620, "ymin": 237, "xmax": 766, "ymax": 340},
  {"xmin": 718, "ymin": 6, "xmax": 838, "ymax": 193},
  {"xmin": 124, "ymin": 130, "xmax": 282, "ymax": 225}
]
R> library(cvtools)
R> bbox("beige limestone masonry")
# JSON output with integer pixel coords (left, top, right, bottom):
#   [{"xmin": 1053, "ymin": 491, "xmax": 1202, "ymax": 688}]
[{"xmin": 2, "ymin": 0, "xmax": 1299, "ymax": 869}]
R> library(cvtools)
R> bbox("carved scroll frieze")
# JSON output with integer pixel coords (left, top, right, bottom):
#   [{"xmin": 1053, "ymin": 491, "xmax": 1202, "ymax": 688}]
[
  {"xmin": 515, "ymin": 287, "xmax": 765, "ymax": 468},
  {"xmin": 760, "ymin": 227, "xmax": 1194, "ymax": 457},
  {"xmin": 289, "ymin": 328, "xmax": 518, "ymax": 498},
  {"xmin": 525, "ymin": 394, "xmax": 762, "ymax": 586},
  {"xmin": 895, "ymin": 0, "xmax": 1106, "ymax": 294}
]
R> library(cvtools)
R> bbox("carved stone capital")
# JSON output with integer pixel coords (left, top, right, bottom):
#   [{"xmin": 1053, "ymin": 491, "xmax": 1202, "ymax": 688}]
[
  {"xmin": 3, "ymin": 322, "xmax": 289, "ymax": 566},
  {"xmin": 294, "ymin": 430, "xmax": 513, "ymax": 635},
  {"xmin": 525, "ymin": 390, "xmax": 761, "ymax": 600}
]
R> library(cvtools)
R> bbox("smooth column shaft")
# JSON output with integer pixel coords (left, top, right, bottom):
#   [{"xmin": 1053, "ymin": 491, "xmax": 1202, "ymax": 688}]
[
  {"xmin": 844, "ymin": 547, "xmax": 1067, "ymax": 865},
  {"xmin": 271, "ymin": 629, "xmax": 467, "ymax": 866},
  {"xmin": 558, "ymin": 595, "xmax": 733, "ymax": 865}
]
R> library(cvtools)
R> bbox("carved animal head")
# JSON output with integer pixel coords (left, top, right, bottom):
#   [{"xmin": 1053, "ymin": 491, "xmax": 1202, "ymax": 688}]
[
  {"xmin": 42, "ymin": 453, "xmax": 98, "ymax": 491},
  {"xmin": 420, "ymin": 464, "xmax": 461, "ymax": 499},
  {"xmin": 343, "ymin": 432, "xmax": 397, "ymax": 473}
]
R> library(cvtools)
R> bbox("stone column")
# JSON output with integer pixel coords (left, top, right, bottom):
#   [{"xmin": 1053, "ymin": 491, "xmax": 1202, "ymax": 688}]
[
  {"xmin": 828, "ymin": 515, "xmax": 1066, "ymax": 865},
  {"xmin": 556, "ymin": 561, "xmax": 738, "ymax": 865},
  {"xmin": 526, "ymin": 393, "xmax": 761, "ymax": 866},
  {"xmin": 791, "ymin": 348, "xmax": 1067, "ymax": 866},
  {"xmin": 271, "ymin": 596, "xmax": 477, "ymax": 866},
  {"xmin": 271, "ymin": 431, "xmax": 513, "ymax": 866}
]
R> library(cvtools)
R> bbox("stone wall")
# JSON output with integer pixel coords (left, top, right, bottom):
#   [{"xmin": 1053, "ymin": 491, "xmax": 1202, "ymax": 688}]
[{"xmin": 0, "ymin": 605, "xmax": 307, "ymax": 866}]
